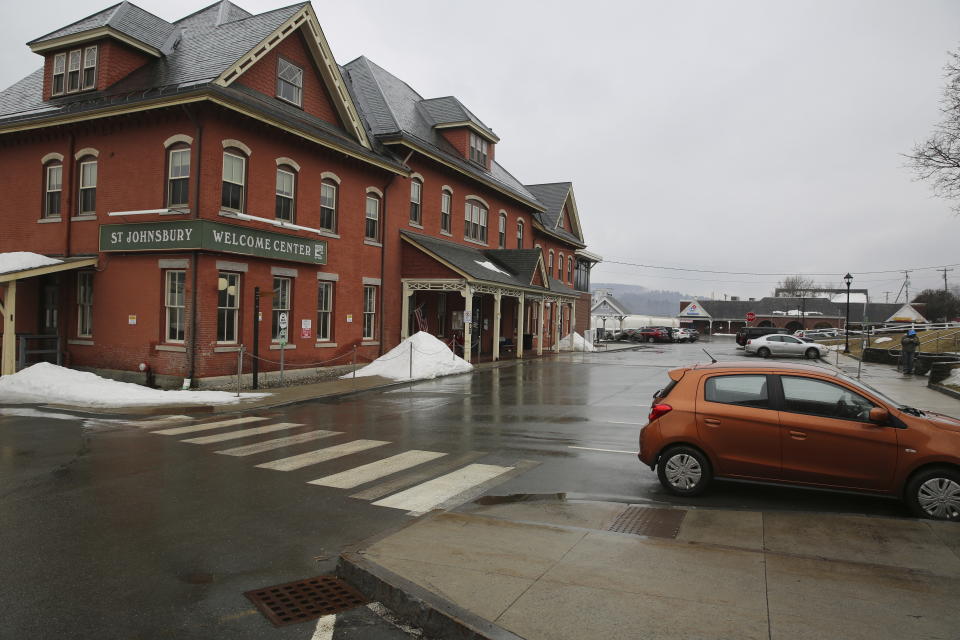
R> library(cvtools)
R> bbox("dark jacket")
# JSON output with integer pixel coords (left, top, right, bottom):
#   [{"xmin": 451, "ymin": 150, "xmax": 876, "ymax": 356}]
[{"xmin": 901, "ymin": 334, "xmax": 920, "ymax": 353}]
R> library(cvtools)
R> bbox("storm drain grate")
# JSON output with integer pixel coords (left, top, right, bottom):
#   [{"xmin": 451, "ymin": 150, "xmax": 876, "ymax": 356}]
[
  {"xmin": 244, "ymin": 575, "xmax": 368, "ymax": 627},
  {"xmin": 607, "ymin": 506, "xmax": 686, "ymax": 538}
]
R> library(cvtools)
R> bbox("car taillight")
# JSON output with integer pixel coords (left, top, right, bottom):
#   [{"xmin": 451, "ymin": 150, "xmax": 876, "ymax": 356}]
[
  {"xmin": 648, "ymin": 403, "xmax": 672, "ymax": 422},
  {"xmin": 747, "ymin": 339, "xmax": 752, "ymax": 345}
]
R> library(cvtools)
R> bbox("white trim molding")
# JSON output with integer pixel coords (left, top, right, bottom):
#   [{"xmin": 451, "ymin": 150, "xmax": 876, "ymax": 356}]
[
  {"xmin": 441, "ymin": 185, "xmax": 453, "ymax": 193},
  {"xmin": 74, "ymin": 147, "xmax": 99, "ymax": 159},
  {"xmin": 216, "ymin": 260, "xmax": 247, "ymax": 272},
  {"xmin": 365, "ymin": 186, "xmax": 384, "ymax": 197},
  {"xmin": 271, "ymin": 266, "xmax": 299, "ymax": 278},
  {"xmin": 409, "ymin": 172, "xmax": 425, "ymax": 182},
  {"xmin": 163, "ymin": 134, "xmax": 194, "ymax": 148},
  {"xmin": 465, "ymin": 194, "xmax": 490, "ymax": 208},
  {"xmin": 221, "ymin": 139, "xmax": 252, "ymax": 156},
  {"xmin": 41, "ymin": 152, "xmax": 64, "ymax": 164},
  {"xmin": 159, "ymin": 259, "xmax": 190, "ymax": 269},
  {"xmin": 275, "ymin": 157, "xmax": 301, "ymax": 172},
  {"xmin": 320, "ymin": 171, "xmax": 341, "ymax": 184},
  {"xmin": 317, "ymin": 272, "xmax": 339, "ymax": 281},
  {"xmin": 362, "ymin": 277, "xmax": 382, "ymax": 285}
]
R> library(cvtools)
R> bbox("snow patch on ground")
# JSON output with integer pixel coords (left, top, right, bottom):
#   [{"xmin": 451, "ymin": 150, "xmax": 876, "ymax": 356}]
[
  {"xmin": 0, "ymin": 252, "xmax": 62, "ymax": 275},
  {"xmin": 0, "ymin": 362, "xmax": 269, "ymax": 407},
  {"xmin": 875, "ymin": 337, "xmax": 893, "ymax": 343},
  {"xmin": 345, "ymin": 331, "xmax": 472, "ymax": 382},
  {"xmin": 559, "ymin": 332, "xmax": 596, "ymax": 352},
  {"xmin": 474, "ymin": 260, "xmax": 508, "ymax": 275},
  {"xmin": 944, "ymin": 369, "xmax": 960, "ymax": 387}
]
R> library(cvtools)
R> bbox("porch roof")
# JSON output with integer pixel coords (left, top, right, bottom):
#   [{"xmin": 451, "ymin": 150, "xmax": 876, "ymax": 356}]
[{"xmin": 0, "ymin": 254, "xmax": 98, "ymax": 283}]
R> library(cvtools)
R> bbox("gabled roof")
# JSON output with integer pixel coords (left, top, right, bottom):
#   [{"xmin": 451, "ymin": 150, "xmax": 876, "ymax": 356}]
[
  {"xmin": 524, "ymin": 182, "xmax": 585, "ymax": 247},
  {"xmin": 175, "ymin": 1, "xmax": 252, "ymax": 29},
  {"xmin": 485, "ymin": 249, "xmax": 543, "ymax": 286},
  {"xmin": 342, "ymin": 56, "xmax": 544, "ymax": 211},
  {"xmin": 592, "ymin": 294, "xmax": 631, "ymax": 316},
  {"xmin": 28, "ymin": 2, "xmax": 179, "ymax": 55},
  {"xmin": 419, "ymin": 97, "xmax": 498, "ymax": 142}
]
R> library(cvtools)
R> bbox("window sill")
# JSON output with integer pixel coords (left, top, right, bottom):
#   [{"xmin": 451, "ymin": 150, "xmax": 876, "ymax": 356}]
[
  {"xmin": 463, "ymin": 237, "xmax": 489, "ymax": 247},
  {"xmin": 269, "ymin": 343, "xmax": 297, "ymax": 350},
  {"xmin": 361, "ymin": 341, "xmax": 379, "ymax": 346},
  {"xmin": 161, "ymin": 208, "xmax": 190, "ymax": 216},
  {"xmin": 213, "ymin": 346, "xmax": 240, "ymax": 353},
  {"xmin": 409, "ymin": 222, "xmax": 423, "ymax": 229},
  {"xmin": 440, "ymin": 230, "xmax": 452, "ymax": 237},
  {"xmin": 363, "ymin": 240, "xmax": 383, "ymax": 247},
  {"xmin": 318, "ymin": 230, "xmax": 340, "ymax": 239},
  {"xmin": 155, "ymin": 344, "xmax": 186, "ymax": 352},
  {"xmin": 67, "ymin": 339, "xmax": 94, "ymax": 345},
  {"xmin": 315, "ymin": 342, "xmax": 337, "ymax": 348},
  {"xmin": 38, "ymin": 217, "xmax": 62, "ymax": 224},
  {"xmin": 71, "ymin": 215, "xmax": 97, "ymax": 222}
]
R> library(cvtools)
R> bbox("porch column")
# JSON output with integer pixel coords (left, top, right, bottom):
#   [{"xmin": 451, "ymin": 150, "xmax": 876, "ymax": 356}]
[
  {"xmin": 571, "ymin": 300, "xmax": 577, "ymax": 335},
  {"xmin": 516, "ymin": 294, "xmax": 525, "ymax": 359},
  {"xmin": 553, "ymin": 300, "xmax": 561, "ymax": 352},
  {"xmin": 1, "ymin": 281, "xmax": 16, "ymax": 376},
  {"xmin": 462, "ymin": 286, "xmax": 473, "ymax": 363},
  {"xmin": 492, "ymin": 291, "xmax": 502, "ymax": 361},
  {"xmin": 537, "ymin": 297, "xmax": 545, "ymax": 356},
  {"xmin": 400, "ymin": 281, "xmax": 412, "ymax": 341}
]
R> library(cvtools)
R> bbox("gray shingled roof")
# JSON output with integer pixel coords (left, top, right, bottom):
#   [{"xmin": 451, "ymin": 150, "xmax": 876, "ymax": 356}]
[
  {"xmin": 592, "ymin": 294, "xmax": 631, "ymax": 316},
  {"xmin": 29, "ymin": 2, "xmax": 179, "ymax": 53},
  {"xmin": 689, "ymin": 297, "xmax": 846, "ymax": 319},
  {"xmin": 342, "ymin": 56, "xmax": 543, "ymax": 210},
  {"xmin": 419, "ymin": 97, "xmax": 497, "ymax": 140},
  {"xmin": 484, "ymin": 249, "xmax": 542, "ymax": 286},
  {"xmin": 525, "ymin": 182, "xmax": 583, "ymax": 246},
  {"xmin": 175, "ymin": 1, "xmax": 252, "ymax": 29},
  {"xmin": 401, "ymin": 231, "xmax": 577, "ymax": 296}
]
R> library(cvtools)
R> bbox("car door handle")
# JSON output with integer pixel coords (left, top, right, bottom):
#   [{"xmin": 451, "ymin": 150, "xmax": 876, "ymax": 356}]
[
  {"xmin": 789, "ymin": 430, "xmax": 807, "ymax": 440},
  {"xmin": 704, "ymin": 418, "xmax": 721, "ymax": 426}
]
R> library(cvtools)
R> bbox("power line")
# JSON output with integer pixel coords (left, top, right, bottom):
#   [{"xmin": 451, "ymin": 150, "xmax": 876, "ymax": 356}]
[{"xmin": 601, "ymin": 258, "xmax": 960, "ymax": 278}]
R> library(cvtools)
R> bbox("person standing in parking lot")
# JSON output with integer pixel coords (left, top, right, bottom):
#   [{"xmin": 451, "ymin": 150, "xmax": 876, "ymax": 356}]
[{"xmin": 901, "ymin": 329, "xmax": 920, "ymax": 374}]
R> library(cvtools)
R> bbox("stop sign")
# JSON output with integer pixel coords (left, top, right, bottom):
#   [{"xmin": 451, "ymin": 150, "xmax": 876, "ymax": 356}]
[{"xmin": 746, "ymin": 312, "xmax": 756, "ymax": 322}]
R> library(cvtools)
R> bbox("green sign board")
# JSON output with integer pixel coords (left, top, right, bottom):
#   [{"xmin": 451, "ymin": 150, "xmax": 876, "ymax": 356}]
[{"xmin": 99, "ymin": 220, "xmax": 327, "ymax": 265}]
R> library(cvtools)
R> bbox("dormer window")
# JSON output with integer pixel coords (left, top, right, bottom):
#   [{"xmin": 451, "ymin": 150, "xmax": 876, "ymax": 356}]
[
  {"xmin": 52, "ymin": 53, "xmax": 66, "ymax": 96},
  {"xmin": 469, "ymin": 132, "xmax": 488, "ymax": 167},
  {"xmin": 67, "ymin": 50, "xmax": 81, "ymax": 92},
  {"xmin": 82, "ymin": 46, "xmax": 97, "ymax": 90},
  {"xmin": 277, "ymin": 58, "xmax": 303, "ymax": 107}
]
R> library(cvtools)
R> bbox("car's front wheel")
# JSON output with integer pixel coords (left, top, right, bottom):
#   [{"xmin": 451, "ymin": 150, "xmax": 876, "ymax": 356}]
[
  {"xmin": 805, "ymin": 347, "xmax": 819, "ymax": 359},
  {"xmin": 905, "ymin": 467, "xmax": 960, "ymax": 521},
  {"xmin": 657, "ymin": 446, "xmax": 712, "ymax": 496},
  {"xmin": 757, "ymin": 347, "xmax": 771, "ymax": 358}
]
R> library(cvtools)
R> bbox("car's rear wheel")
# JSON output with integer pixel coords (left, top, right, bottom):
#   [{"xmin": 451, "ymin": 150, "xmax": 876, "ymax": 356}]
[
  {"xmin": 757, "ymin": 347, "xmax": 771, "ymax": 358},
  {"xmin": 657, "ymin": 446, "xmax": 712, "ymax": 496},
  {"xmin": 647, "ymin": 337, "xmax": 655, "ymax": 343},
  {"xmin": 905, "ymin": 467, "xmax": 960, "ymax": 521},
  {"xmin": 805, "ymin": 347, "xmax": 819, "ymax": 359}
]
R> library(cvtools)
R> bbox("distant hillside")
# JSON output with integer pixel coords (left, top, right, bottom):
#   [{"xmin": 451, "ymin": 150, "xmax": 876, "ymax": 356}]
[{"xmin": 592, "ymin": 283, "xmax": 705, "ymax": 317}]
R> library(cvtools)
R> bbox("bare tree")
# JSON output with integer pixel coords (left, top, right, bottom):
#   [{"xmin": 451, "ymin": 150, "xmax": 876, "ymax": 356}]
[
  {"xmin": 907, "ymin": 50, "xmax": 960, "ymax": 213},
  {"xmin": 776, "ymin": 275, "xmax": 816, "ymax": 297}
]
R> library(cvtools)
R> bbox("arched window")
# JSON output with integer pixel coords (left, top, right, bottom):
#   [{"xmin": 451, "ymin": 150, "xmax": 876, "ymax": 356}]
[
  {"xmin": 465, "ymin": 197, "xmax": 488, "ymax": 243},
  {"xmin": 516, "ymin": 219, "xmax": 524, "ymax": 248},
  {"xmin": 221, "ymin": 149, "xmax": 247, "ymax": 211},
  {"xmin": 409, "ymin": 177, "xmax": 423, "ymax": 225},
  {"xmin": 567, "ymin": 256, "xmax": 574, "ymax": 283},
  {"xmin": 320, "ymin": 176, "xmax": 338, "ymax": 232},
  {"xmin": 365, "ymin": 189, "xmax": 382, "ymax": 241},
  {"xmin": 498, "ymin": 212, "xmax": 507, "ymax": 248},
  {"xmin": 440, "ymin": 187, "xmax": 452, "ymax": 234},
  {"xmin": 77, "ymin": 155, "xmax": 97, "ymax": 215},
  {"xmin": 275, "ymin": 164, "xmax": 296, "ymax": 221},
  {"xmin": 548, "ymin": 250, "xmax": 554, "ymax": 277},
  {"xmin": 43, "ymin": 158, "xmax": 63, "ymax": 219},
  {"xmin": 558, "ymin": 253, "xmax": 564, "ymax": 279},
  {"xmin": 166, "ymin": 144, "xmax": 191, "ymax": 209}
]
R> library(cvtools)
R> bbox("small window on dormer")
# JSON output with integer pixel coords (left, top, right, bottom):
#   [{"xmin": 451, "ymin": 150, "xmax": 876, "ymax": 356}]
[
  {"xmin": 67, "ymin": 50, "xmax": 82, "ymax": 93},
  {"xmin": 277, "ymin": 58, "xmax": 303, "ymax": 107},
  {"xmin": 82, "ymin": 46, "xmax": 97, "ymax": 90},
  {"xmin": 469, "ymin": 132, "xmax": 488, "ymax": 167},
  {"xmin": 52, "ymin": 53, "xmax": 66, "ymax": 96}
]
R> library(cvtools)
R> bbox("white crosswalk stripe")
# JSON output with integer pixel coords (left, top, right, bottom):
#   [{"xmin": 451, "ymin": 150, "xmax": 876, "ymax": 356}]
[
  {"xmin": 308, "ymin": 450, "xmax": 447, "ymax": 489},
  {"xmin": 372, "ymin": 463, "xmax": 513, "ymax": 514},
  {"xmin": 153, "ymin": 416, "xmax": 268, "ymax": 435},
  {"xmin": 180, "ymin": 422, "xmax": 304, "ymax": 445},
  {"xmin": 255, "ymin": 440, "xmax": 390, "ymax": 472},
  {"xmin": 215, "ymin": 430, "xmax": 342, "ymax": 457}
]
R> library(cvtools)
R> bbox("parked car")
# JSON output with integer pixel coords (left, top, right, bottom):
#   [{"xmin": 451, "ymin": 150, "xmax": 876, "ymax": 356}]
[
  {"xmin": 618, "ymin": 328, "xmax": 640, "ymax": 342},
  {"xmin": 686, "ymin": 328, "xmax": 700, "ymax": 343},
  {"xmin": 745, "ymin": 333, "xmax": 828, "ymax": 359},
  {"xmin": 639, "ymin": 361, "xmax": 960, "ymax": 520},
  {"xmin": 736, "ymin": 326, "xmax": 788, "ymax": 346},
  {"xmin": 638, "ymin": 327, "xmax": 673, "ymax": 343},
  {"xmin": 671, "ymin": 328, "xmax": 692, "ymax": 343}
]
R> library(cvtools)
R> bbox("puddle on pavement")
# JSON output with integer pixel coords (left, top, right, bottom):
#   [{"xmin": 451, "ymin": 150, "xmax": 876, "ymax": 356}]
[{"xmin": 474, "ymin": 492, "xmax": 568, "ymax": 505}]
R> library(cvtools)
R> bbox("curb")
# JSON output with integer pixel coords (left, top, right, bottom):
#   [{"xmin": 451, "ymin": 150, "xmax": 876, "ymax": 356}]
[
  {"xmin": 928, "ymin": 383, "xmax": 960, "ymax": 402},
  {"xmin": 337, "ymin": 552, "xmax": 523, "ymax": 640}
]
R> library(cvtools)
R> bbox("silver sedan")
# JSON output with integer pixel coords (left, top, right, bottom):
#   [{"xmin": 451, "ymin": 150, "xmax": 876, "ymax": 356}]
[{"xmin": 744, "ymin": 334, "xmax": 829, "ymax": 359}]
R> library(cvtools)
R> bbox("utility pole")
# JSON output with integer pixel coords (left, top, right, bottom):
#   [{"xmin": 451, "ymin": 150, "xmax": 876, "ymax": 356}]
[
  {"xmin": 904, "ymin": 270, "xmax": 912, "ymax": 304},
  {"xmin": 939, "ymin": 267, "xmax": 953, "ymax": 293},
  {"xmin": 883, "ymin": 291, "xmax": 891, "ymax": 303}
]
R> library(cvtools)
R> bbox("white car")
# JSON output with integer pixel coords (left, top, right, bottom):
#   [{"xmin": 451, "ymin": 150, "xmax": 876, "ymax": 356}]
[{"xmin": 745, "ymin": 333, "xmax": 828, "ymax": 359}]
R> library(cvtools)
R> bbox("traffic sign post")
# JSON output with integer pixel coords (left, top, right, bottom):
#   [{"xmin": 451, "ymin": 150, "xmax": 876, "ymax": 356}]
[
  {"xmin": 746, "ymin": 311, "xmax": 756, "ymax": 323},
  {"xmin": 278, "ymin": 312, "xmax": 288, "ymax": 384}
]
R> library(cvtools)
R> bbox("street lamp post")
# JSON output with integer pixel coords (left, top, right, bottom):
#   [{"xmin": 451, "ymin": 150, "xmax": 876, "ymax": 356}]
[{"xmin": 843, "ymin": 273, "xmax": 853, "ymax": 353}]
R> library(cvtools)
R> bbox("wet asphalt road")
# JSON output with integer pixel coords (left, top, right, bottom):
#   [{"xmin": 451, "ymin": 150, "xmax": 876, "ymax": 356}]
[{"xmin": 0, "ymin": 337, "xmax": 911, "ymax": 639}]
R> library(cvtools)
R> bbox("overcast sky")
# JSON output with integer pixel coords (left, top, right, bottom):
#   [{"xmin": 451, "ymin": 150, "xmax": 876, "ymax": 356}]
[{"xmin": 4, "ymin": 1, "xmax": 959, "ymax": 300}]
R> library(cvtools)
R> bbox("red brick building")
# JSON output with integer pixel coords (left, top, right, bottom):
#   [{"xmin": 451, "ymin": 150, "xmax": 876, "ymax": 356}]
[{"xmin": 0, "ymin": 1, "xmax": 598, "ymax": 384}]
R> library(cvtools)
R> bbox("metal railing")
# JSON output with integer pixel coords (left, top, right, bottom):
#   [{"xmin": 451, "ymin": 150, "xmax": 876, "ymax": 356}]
[{"xmin": 16, "ymin": 335, "xmax": 62, "ymax": 370}]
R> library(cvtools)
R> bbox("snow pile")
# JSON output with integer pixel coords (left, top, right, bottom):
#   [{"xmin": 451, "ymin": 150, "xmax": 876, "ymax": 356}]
[
  {"xmin": 474, "ymin": 260, "xmax": 508, "ymax": 275},
  {"xmin": 346, "ymin": 331, "xmax": 472, "ymax": 381},
  {"xmin": 559, "ymin": 332, "xmax": 596, "ymax": 352},
  {"xmin": 0, "ymin": 362, "xmax": 269, "ymax": 407},
  {"xmin": 875, "ymin": 337, "xmax": 893, "ymax": 344},
  {"xmin": 0, "ymin": 252, "xmax": 62, "ymax": 275},
  {"xmin": 944, "ymin": 369, "xmax": 960, "ymax": 387}
]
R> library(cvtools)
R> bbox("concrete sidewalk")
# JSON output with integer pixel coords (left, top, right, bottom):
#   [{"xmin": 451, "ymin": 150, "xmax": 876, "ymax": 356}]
[{"xmin": 339, "ymin": 498, "xmax": 960, "ymax": 640}]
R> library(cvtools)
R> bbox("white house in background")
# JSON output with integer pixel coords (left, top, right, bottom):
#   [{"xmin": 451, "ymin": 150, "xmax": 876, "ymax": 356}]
[{"xmin": 591, "ymin": 289, "xmax": 678, "ymax": 334}]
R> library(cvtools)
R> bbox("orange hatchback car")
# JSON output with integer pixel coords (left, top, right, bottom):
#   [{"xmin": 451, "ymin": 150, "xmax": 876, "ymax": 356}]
[{"xmin": 638, "ymin": 362, "xmax": 960, "ymax": 521}]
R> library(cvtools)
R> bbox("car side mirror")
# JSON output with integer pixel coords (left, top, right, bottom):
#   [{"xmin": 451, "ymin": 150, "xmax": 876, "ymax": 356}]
[{"xmin": 868, "ymin": 407, "xmax": 889, "ymax": 424}]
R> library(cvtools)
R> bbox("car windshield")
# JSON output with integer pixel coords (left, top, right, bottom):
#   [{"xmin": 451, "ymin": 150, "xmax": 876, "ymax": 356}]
[{"xmin": 834, "ymin": 372, "xmax": 900, "ymax": 407}]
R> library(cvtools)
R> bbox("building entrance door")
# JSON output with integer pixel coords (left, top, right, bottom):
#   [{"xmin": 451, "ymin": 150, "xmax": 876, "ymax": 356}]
[{"xmin": 40, "ymin": 278, "xmax": 59, "ymax": 335}]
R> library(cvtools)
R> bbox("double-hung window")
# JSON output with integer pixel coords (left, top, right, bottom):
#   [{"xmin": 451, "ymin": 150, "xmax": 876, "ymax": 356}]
[
  {"xmin": 363, "ymin": 285, "xmax": 377, "ymax": 340},
  {"xmin": 465, "ymin": 199, "xmax": 488, "ymax": 243},
  {"xmin": 221, "ymin": 152, "xmax": 245, "ymax": 211},
  {"xmin": 568, "ymin": 257, "xmax": 573, "ymax": 283},
  {"xmin": 76, "ymin": 272, "xmax": 93, "ymax": 338},
  {"xmin": 272, "ymin": 277, "xmax": 291, "ymax": 341},
  {"xmin": 78, "ymin": 158, "xmax": 97, "ymax": 215},
  {"xmin": 440, "ymin": 189, "xmax": 451, "ymax": 233},
  {"xmin": 164, "ymin": 271, "xmax": 186, "ymax": 342},
  {"xmin": 317, "ymin": 281, "xmax": 333, "ymax": 342},
  {"xmin": 365, "ymin": 194, "xmax": 380, "ymax": 241},
  {"xmin": 52, "ymin": 53, "xmax": 66, "ymax": 96},
  {"xmin": 67, "ymin": 50, "xmax": 81, "ymax": 93},
  {"xmin": 469, "ymin": 132, "xmax": 488, "ymax": 166},
  {"xmin": 320, "ymin": 180, "xmax": 337, "ymax": 231},
  {"xmin": 548, "ymin": 251, "xmax": 554, "ymax": 277},
  {"xmin": 81, "ymin": 46, "xmax": 97, "ymax": 90},
  {"xmin": 409, "ymin": 179, "xmax": 422, "ymax": 224},
  {"xmin": 217, "ymin": 272, "xmax": 240, "ymax": 343},
  {"xmin": 167, "ymin": 148, "xmax": 190, "ymax": 208},
  {"xmin": 276, "ymin": 167, "xmax": 295, "ymax": 221},
  {"xmin": 277, "ymin": 58, "xmax": 303, "ymax": 106},
  {"xmin": 516, "ymin": 220, "xmax": 524, "ymax": 248},
  {"xmin": 498, "ymin": 213, "xmax": 506, "ymax": 248},
  {"xmin": 44, "ymin": 163, "xmax": 62, "ymax": 218}
]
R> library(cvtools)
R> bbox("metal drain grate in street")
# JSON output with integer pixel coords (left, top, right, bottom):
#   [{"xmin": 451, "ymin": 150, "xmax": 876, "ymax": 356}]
[
  {"xmin": 607, "ymin": 506, "xmax": 686, "ymax": 538},
  {"xmin": 244, "ymin": 575, "xmax": 368, "ymax": 627}
]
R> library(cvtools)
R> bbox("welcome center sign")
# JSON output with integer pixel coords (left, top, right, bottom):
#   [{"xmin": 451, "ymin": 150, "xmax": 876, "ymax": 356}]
[{"xmin": 100, "ymin": 220, "xmax": 327, "ymax": 265}]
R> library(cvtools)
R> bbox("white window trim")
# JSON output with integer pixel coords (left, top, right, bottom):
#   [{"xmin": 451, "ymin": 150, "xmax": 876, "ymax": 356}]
[
  {"xmin": 51, "ymin": 53, "xmax": 66, "ymax": 96},
  {"xmin": 74, "ymin": 147, "xmax": 99, "ymax": 160},
  {"xmin": 317, "ymin": 280, "xmax": 333, "ymax": 342},
  {"xmin": 276, "ymin": 57, "xmax": 304, "ymax": 107},
  {"xmin": 320, "ymin": 171, "xmax": 341, "ymax": 184},
  {"xmin": 271, "ymin": 276, "xmax": 292, "ymax": 342},
  {"xmin": 44, "ymin": 163, "xmax": 62, "ymax": 219},
  {"xmin": 41, "ymin": 152, "xmax": 64, "ymax": 165},
  {"xmin": 167, "ymin": 147, "xmax": 191, "ymax": 208},
  {"xmin": 81, "ymin": 45, "xmax": 97, "ymax": 91},
  {"xmin": 164, "ymin": 270, "xmax": 186, "ymax": 344},
  {"xmin": 76, "ymin": 271, "xmax": 93, "ymax": 338},
  {"xmin": 222, "ymin": 151, "xmax": 246, "ymax": 212},
  {"xmin": 275, "ymin": 157, "xmax": 301, "ymax": 172},
  {"xmin": 275, "ymin": 166, "xmax": 296, "ymax": 220},
  {"xmin": 221, "ymin": 139, "xmax": 252, "ymax": 156},
  {"xmin": 163, "ymin": 134, "xmax": 194, "ymax": 148},
  {"xmin": 216, "ymin": 271, "xmax": 240, "ymax": 344}
]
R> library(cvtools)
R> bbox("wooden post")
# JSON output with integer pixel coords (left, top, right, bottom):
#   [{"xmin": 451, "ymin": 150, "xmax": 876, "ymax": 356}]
[
  {"xmin": 492, "ymin": 291, "xmax": 502, "ymax": 361},
  {"xmin": 1, "ymin": 281, "xmax": 17, "ymax": 376},
  {"xmin": 462, "ymin": 286, "xmax": 473, "ymax": 363},
  {"xmin": 400, "ymin": 281, "xmax": 411, "ymax": 341},
  {"xmin": 516, "ymin": 294, "xmax": 525, "ymax": 359},
  {"xmin": 537, "ymin": 297, "xmax": 545, "ymax": 356},
  {"xmin": 554, "ymin": 300, "xmax": 561, "ymax": 352}
]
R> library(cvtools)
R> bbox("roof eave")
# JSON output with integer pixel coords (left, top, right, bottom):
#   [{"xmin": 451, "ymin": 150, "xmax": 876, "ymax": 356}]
[
  {"xmin": 432, "ymin": 120, "xmax": 499, "ymax": 143},
  {"xmin": 29, "ymin": 26, "xmax": 162, "ymax": 57}
]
